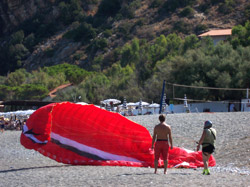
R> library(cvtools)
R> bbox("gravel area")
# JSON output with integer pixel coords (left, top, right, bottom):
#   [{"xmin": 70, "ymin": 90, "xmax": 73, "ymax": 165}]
[{"xmin": 0, "ymin": 112, "xmax": 250, "ymax": 187}]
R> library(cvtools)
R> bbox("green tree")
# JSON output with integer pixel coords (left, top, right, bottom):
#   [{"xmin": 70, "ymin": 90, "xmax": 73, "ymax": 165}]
[
  {"xmin": 181, "ymin": 34, "xmax": 200, "ymax": 53},
  {"xmin": 0, "ymin": 85, "xmax": 14, "ymax": 100},
  {"xmin": 10, "ymin": 30, "xmax": 25, "ymax": 45},
  {"xmin": 15, "ymin": 84, "xmax": 49, "ymax": 100},
  {"xmin": 231, "ymin": 21, "xmax": 250, "ymax": 48},
  {"xmin": 79, "ymin": 73, "xmax": 110, "ymax": 103},
  {"xmin": 166, "ymin": 33, "xmax": 182, "ymax": 55},
  {"xmin": 5, "ymin": 69, "xmax": 30, "ymax": 87},
  {"xmin": 23, "ymin": 33, "xmax": 36, "ymax": 51},
  {"xmin": 58, "ymin": 0, "xmax": 83, "ymax": 25},
  {"xmin": 43, "ymin": 63, "xmax": 90, "ymax": 84},
  {"xmin": 64, "ymin": 22, "xmax": 97, "ymax": 44},
  {"xmin": 29, "ymin": 69, "xmax": 66, "ymax": 90},
  {"xmin": 120, "ymin": 40, "xmax": 139, "ymax": 67},
  {"xmin": 150, "ymin": 35, "xmax": 167, "ymax": 63},
  {"xmin": 53, "ymin": 86, "xmax": 88, "ymax": 103}
]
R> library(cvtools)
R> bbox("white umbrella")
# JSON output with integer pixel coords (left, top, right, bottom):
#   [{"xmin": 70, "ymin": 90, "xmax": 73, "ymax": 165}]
[
  {"xmin": 118, "ymin": 102, "xmax": 136, "ymax": 108},
  {"xmin": 134, "ymin": 101, "xmax": 150, "ymax": 106},
  {"xmin": 101, "ymin": 99, "xmax": 121, "ymax": 105},
  {"xmin": 127, "ymin": 102, "xmax": 136, "ymax": 106},
  {"xmin": 76, "ymin": 102, "xmax": 88, "ymax": 105},
  {"xmin": 148, "ymin": 103, "xmax": 160, "ymax": 114},
  {"xmin": 148, "ymin": 103, "xmax": 160, "ymax": 108},
  {"xmin": 0, "ymin": 110, "xmax": 35, "ymax": 119}
]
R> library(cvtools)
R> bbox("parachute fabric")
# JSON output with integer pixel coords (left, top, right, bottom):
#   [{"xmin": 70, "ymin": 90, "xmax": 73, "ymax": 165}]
[{"xmin": 20, "ymin": 102, "xmax": 216, "ymax": 168}]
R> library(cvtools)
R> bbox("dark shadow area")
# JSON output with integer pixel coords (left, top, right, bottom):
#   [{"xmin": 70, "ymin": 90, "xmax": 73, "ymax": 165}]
[
  {"xmin": 170, "ymin": 172, "xmax": 193, "ymax": 175},
  {"xmin": 0, "ymin": 165, "xmax": 72, "ymax": 173},
  {"xmin": 116, "ymin": 172, "xmax": 153, "ymax": 177}
]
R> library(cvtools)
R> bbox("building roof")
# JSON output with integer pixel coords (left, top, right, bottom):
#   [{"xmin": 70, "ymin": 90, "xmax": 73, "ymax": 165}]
[{"xmin": 198, "ymin": 29, "xmax": 232, "ymax": 37}]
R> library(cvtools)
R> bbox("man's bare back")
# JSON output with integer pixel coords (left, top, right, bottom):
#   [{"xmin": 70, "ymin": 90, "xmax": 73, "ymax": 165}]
[{"xmin": 154, "ymin": 123, "xmax": 171, "ymax": 140}]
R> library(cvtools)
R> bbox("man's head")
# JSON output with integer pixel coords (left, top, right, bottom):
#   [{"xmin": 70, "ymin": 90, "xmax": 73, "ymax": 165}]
[
  {"xmin": 159, "ymin": 114, "xmax": 166, "ymax": 122},
  {"xmin": 204, "ymin": 120, "xmax": 212, "ymax": 129}
]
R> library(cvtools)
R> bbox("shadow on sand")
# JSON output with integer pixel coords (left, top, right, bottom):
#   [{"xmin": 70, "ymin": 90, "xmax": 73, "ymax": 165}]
[
  {"xmin": 116, "ymin": 172, "xmax": 153, "ymax": 177},
  {"xmin": 0, "ymin": 165, "xmax": 71, "ymax": 173}
]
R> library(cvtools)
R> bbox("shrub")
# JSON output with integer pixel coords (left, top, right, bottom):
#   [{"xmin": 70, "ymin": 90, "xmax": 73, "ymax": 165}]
[
  {"xmin": 120, "ymin": 4, "xmax": 135, "ymax": 19},
  {"xmin": 163, "ymin": 0, "xmax": 197, "ymax": 12},
  {"xmin": 173, "ymin": 21, "xmax": 192, "ymax": 34},
  {"xmin": 180, "ymin": 6, "xmax": 194, "ymax": 17},
  {"xmin": 218, "ymin": 0, "xmax": 235, "ymax": 14},
  {"xmin": 73, "ymin": 52, "xmax": 84, "ymax": 61},
  {"xmin": 103, "ymin": 29, "xmax": 112, "ymax": 38},
  {"xmin": 117, "ymin": 22, "xmax": 133, "ymax": 39},
  {"xmin": 151, "ymin": 0, "xmax": 165, "ymax": 8},
  {"xmin": 244, "ymin": 3, "xmax": 250, "ymax": 22},
  {"xmin": 89, "ymin": 38, "xmax": 108, "ymax": 53},
  {"xmin": 45, "ymin": 48, "xmax": 55, "ymax": 57},
  {"xmin": 10, "ymin": 30, "xmax": 24, "ymax": 45},
  {"xmin": 23, "ymin": 33, "xmax": 35, "ymax": 51},
  {"xmin": 63, "ymin": 22, "xmax": 96, "ymax": 44},
  {"xmin": 58, "ymin": 0, "xmax": 83, "ymax": 25},
  {"xmin": 195, "ymin": 24, "xmax": 208, "ymax": 34}
]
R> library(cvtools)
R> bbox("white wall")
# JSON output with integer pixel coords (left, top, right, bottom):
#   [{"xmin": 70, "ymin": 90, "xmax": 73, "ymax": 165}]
[
  {"xmin": 211, "ymin": 36, "xmax": 228, "ymax": 45},
  {"xmin": 241, "ymin": 99, "xmax": 250, "ymax": 112}
]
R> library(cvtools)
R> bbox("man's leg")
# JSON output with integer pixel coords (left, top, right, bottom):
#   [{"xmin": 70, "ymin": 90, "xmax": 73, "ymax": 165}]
[
  {"xmin": 154, "ymin": 159, "xmax": 158, "ymax": 174},
  {"xmin": 202, "ymin": 152, "xmax": 211, "ymax": 175},
  {"xmin": 163, "ymin": 160, "xmax": 168, "ymax": 174}
]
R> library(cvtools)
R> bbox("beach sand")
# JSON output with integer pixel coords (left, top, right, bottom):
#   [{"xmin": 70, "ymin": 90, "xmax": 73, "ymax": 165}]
[{"xmin": 0, "ymin": 112, "xmax": 250, "ymax": 187}]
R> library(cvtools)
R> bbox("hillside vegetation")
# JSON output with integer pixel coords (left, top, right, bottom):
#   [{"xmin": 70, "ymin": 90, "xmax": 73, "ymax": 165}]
[{"xmin": 0, "ymin": 0, "xmax": 250, "ymax": 104}]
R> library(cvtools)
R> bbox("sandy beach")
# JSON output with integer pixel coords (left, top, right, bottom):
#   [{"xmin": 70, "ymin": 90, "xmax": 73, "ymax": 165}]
[{"xmin": 0, "ymin": 112, "xmax": 250, "ymax": 187}]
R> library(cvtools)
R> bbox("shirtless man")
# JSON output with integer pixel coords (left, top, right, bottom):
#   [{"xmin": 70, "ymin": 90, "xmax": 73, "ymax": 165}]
[{"xmin": 151, "ymin": 114, "xmax": 173, "ymax": 174}]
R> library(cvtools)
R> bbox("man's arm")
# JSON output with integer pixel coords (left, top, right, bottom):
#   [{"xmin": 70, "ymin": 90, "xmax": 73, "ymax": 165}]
[
  {"xmin": 168, "ymin": 127, "xmax": 173, "ymax": 149},
  {"xmin": 151, "ymin": 128, "xmax": 156, "ymax": 149},
  {"xmin": 197, "ymin": 130, "xmax": 205, "ymax": 151}
]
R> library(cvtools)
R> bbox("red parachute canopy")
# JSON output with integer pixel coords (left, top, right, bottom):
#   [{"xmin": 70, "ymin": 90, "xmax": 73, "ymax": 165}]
[{"xmin": 20, "ymin": 102, "xmax": 216, "ymax": 168}]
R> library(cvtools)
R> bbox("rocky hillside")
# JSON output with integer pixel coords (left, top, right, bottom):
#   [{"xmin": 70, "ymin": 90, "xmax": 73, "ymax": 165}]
[
  {"xmin": 0, "ymin": 0, "xmax": 249, "ymax": 74},
  {"xmin": 0, "ymin": 0, "xmax": 56, "ymax": 36}
]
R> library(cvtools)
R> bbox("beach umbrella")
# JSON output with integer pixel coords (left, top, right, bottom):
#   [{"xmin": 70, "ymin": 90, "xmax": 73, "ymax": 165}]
[
  {"xmin": 134, "ymin": 100, "xmax": 150, "ymax": 107},
  {"xmin": 76, "ymin": 102, "xmax": 88, "ymax": 105},
  {"xmin": 135, "ymin": 99, "xmax": 149, "ymax": 115},
  {"xmin": 118, "ymin": 102, "xmax": 134, "ymax": 108},
  {"xmin": 0, "ymin": 110, "xmax": 35, "ymax": 119},
  {"xmin": 127, "ymin": 102, "xmax": 136, "ymax": 106},
  {"xmin": 148, "ymin": 103, "xmax": 160, "ymax": 108},
  {"xmin": 101, "ymin": 99, "xmax": 121, "ymax": 105},
  {"xmin": 148, "ymin": 103, "xmax": 160, "ymax": 114}
]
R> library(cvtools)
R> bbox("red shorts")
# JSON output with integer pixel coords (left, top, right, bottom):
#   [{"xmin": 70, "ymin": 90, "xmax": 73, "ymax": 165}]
[{"xmin": 154, "ymin": 141, "xmax": 169, "ymax": 160}]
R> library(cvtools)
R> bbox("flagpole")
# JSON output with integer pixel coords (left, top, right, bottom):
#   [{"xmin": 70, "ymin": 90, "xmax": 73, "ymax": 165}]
[{"xmin": 159, "ymin": 80, "xmax": 166, "ymax": 114}]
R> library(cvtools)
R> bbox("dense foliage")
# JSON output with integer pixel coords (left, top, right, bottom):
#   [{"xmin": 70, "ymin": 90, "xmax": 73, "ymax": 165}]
[
  {"xmin": 1, "ymin": 21, "xmax": 250, "ymax": 104},
  {"xmin": 0, "ymin": 0, "xmax": 249, "ymax": 104}
]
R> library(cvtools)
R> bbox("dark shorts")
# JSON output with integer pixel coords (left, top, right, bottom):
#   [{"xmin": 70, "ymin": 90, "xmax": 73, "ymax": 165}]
[
  {"xmin": 1, "ymin": 124, "xmax": 4, "ymax": 129},
  {"xmin": 154, "ymin": 141, "xmax": 169, "ymax": 160},
  {"xmin": 202, "ymin": 144, "xmax": 215, "ymax": 154}
]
